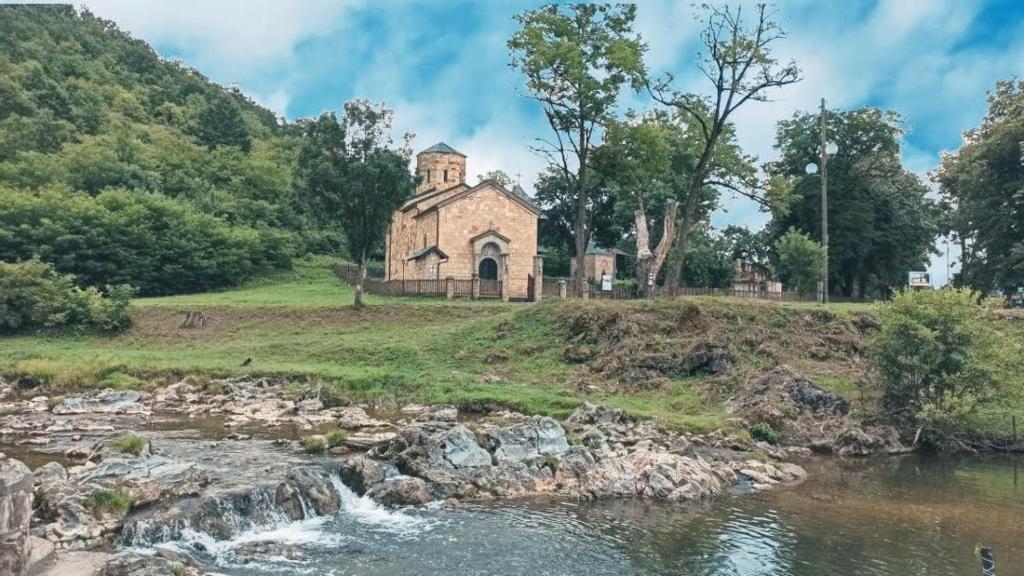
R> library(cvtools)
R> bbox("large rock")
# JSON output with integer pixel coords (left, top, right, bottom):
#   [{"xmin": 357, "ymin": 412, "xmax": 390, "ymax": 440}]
[
  {"xmin": 53, "ymin": 391, "xmax": 145, "ymax": 415},
  {"xmin": 438, "ymin": 426, "xmax": 491, "ymax": 468},
  {"xmin": 482, "ymin": 417, "xmax": 570, "ymax": 464},
  {"xmin": 100, "ymin": 551, "xmax": 203, "ymax": 576},
  {"xmin": 831, "ymin": 426, "xmax": 907, "ymax": 457},
  {"xmin": 339, "ymin": 456, "xmax": 389, "ymax": 495},
  {"xmin": 74, "ymin": 454, "xmax": 209, "ymax": 507},
  {"xmin": 726, "ymin": 367, "xmax": 849, "ymax": 429},
  {"xmin": 0, "ymin": 457, "xmax": 33, "ymax": 576},
  {"xmin": 566, "ymin": 403, "xmax": 624, "ymax": 426},
  {"xmin": 366, "ymin": 477, "xmax": 432, "ymax": 506}
]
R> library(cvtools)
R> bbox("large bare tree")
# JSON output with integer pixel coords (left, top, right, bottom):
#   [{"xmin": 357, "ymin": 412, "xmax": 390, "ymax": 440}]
[{"xmin": 653, "ymin": 3, "xmax": 799, "ymax": 289}]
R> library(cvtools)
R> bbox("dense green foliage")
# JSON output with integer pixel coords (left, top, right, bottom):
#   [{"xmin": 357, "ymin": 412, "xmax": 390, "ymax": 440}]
[
  {"xmin": 936, "ymin": 80, "xmax": 1024, "ymax": 295},
  {"xmin": 0, "ymin": 5, "xmax": 343, "ymax": 294},
  {"xmin": 869, "ymin": 289, "xmax": 1005, "ymax": 442},
  {"xmin": 0, "ymin": 259, "xmax": 132, "ymax": 334},
  {"xmin": 767, "ymin": 107, "xmax": 938, "ymax": 298},
  {"xmin": 775, "ymin": 229, "xmax": 825, "ymax": 297},
  {"xmin": 0, "ymin": 187, "xmax": 291, "ymax": 295}
]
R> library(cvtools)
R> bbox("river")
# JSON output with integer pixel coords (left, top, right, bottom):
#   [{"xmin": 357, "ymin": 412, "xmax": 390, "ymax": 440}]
[{"xmin": 156, "ymin": 454, "xmax": 1023, "ymax": 576}]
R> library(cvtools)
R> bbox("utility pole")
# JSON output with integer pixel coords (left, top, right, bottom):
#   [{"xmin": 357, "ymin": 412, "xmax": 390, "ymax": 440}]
[{"xmin": 820, "ymin": 98, "xmax": 829, "ymax": 304}]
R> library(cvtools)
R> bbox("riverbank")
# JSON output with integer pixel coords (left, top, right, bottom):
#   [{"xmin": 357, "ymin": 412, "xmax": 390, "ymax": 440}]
[{"xmin": 1, "ymin": 377, "xmax": 809, "ymax": 575}]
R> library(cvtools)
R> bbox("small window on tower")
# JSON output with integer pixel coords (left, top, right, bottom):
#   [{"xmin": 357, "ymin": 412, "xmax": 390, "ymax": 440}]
[
  {"xmin": 444, "ymin": 169, "xmax": 449, "ymax": 183},
  {"xmin": 426, "ymin": 169, "xmax": 431, "ymax": 183}
]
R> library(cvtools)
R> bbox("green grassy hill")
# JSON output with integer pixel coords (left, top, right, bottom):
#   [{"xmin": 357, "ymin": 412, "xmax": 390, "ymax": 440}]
[
  {"xmin": 0, "ymin": 5, "xmax": 342, "ymax": 294},
  {"xmin": 3, "ymin": 262, "xmax": 1021, "ymax": 436}
]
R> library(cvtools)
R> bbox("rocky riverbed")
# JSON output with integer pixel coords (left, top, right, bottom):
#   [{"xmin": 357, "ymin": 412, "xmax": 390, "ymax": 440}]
[{"xmin": 0, "ymin": 370, "xmax": 904, "ymax": 575}]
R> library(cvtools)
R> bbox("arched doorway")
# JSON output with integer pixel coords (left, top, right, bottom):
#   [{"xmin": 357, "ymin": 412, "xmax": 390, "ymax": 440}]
[{"xmin": 478, "ymin": 257, "xmax": 498, "ymax": 280}]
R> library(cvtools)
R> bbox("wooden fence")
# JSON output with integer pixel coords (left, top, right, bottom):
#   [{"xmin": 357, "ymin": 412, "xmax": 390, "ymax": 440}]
[
  {"xmin": 334, "ymin": 264, "xmax": 500, "ymax": 299},
  {"xmin": 335, "ymin": 264, "xmax": 871, "ymax": 304}
]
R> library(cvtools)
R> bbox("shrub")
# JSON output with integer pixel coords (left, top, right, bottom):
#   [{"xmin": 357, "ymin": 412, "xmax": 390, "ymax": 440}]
[
  {"xmin": 86, "ymin": 489, "xmax": 133, "ymax": 515},
  {"xmin": 302, "ymin": 435, "xmax": 327, "ymax": 454},
  {"xmin": 0, "ymin": 260, "xmax": 133, "ymax": 334},
  {"xmin": 324, "ymin": 430, "xmax": 347, "ymax": 448},
  {"xmin": 749, "ymin": 422, "xmax": 781, "ymax": 445},
  {"xmin": 108, "ymin": 434, "xmax": 147, "ymax": 456},
  {"xmin": 869, "ymin": 288, "xmax": 1003, "ymax": 441},
  {"xmin": 0, "ymin": 187, "xmax": 294, "ymax": 296}
]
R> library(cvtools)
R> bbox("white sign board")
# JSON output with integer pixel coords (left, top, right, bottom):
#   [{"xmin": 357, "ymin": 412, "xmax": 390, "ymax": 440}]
[
  {"xmin": 601, "ymin": 274, "xmax": 612, "ymax": 291},
  {"xmin": 908, "ymin": 271, "xmax": 931, "ymax": 288}
]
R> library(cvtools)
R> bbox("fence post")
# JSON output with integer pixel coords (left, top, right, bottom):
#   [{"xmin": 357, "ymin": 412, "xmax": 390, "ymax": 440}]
[
  {"xmin": 532, "ymin": 256, "xmax": 544, "ymax": 302},
  {"xmin": 559, "ymin": 280, "xmax": 567, "ymax": 299},
  {"xmin": 582, "ymin": 281, "xmax": 590, "ymax": 301},
  {"xmin": 980, "ymin": 547, "xmax": 996, "ymax": 576},
  {"xmin": 445, "ymin": 276, "xmax": 455, "ymax": 300},
  {"xmin": 499, "ymin": 254, "xmax": 511, "ymax": 302},
  {"xmin": 472, "ymin": 274, "xmax": 480, "ymax": 300}
]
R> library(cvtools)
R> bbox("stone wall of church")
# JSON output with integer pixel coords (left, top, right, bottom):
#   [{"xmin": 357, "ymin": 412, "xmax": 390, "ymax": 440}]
[
  {"xmin": 436, "ymin": 186, "xmax": 538, "ymax": 298},
  {"xmin": 386, "ymin": 208, "xmax": 438, "ymax": 281},
  {"xmin": 416, "ymin": 152, "xmax": 465, "ymax": 194}
]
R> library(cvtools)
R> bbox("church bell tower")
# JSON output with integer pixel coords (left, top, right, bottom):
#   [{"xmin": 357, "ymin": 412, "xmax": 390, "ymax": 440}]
[{"xmin": 416, "ymin": 142, "xmax": 466, "ymax": 194}]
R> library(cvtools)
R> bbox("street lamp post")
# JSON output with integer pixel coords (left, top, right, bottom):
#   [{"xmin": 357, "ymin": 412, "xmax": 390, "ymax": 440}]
[
  {"xmin": 819, "ymin": 99, "xmax": 829, "ymax": 303},
  {"xmin": 806, "ymin": 99, "xmax": 837, "ymax": 304}
]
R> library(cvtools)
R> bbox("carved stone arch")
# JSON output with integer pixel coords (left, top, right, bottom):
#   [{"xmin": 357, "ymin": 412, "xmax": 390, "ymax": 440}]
[{"xmin": 471, "ymin": 230, "xmax": 510, "ymax": 282}]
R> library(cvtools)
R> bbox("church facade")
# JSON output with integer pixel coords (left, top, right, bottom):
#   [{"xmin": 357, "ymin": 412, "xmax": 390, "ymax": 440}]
[{"xmin": 384, "ymin": 143, "xmax": 541, "ymax": 298}]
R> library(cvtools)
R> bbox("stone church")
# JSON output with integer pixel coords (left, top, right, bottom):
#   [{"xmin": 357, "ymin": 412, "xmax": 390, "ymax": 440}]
[{"xmin": 384, "ymin": 143, "xmax": 541, "ymax": 298}]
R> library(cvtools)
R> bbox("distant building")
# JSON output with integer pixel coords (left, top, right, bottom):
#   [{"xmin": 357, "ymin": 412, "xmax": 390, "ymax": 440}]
[
  {"xmin": 384, "ymin": 143, "xmax": 541, "ymax": 298},
  {"xmin": 733, "ymin": 262, "xmax": 782, "ymax": 293},
  {"xmin": 570, "ymin": 241, "xmax": 626, "ymax": 282}
]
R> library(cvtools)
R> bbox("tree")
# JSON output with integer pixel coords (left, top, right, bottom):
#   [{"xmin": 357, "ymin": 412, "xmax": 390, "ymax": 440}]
[
  {"xmin": 652, "ymin": 3, "xmax": 800, "ymax": 289},
  {"xmin": 509, "ymin": 3, "xmax": 647, "ymax": 291},
  {"xmin": 775, "ymin": 228, "xmax": 824, "ymax": 297},
  {"xmin": 936, "ymin": 80, "xmax": 1024, "ymax": 296},
  {"xmin": 767, "ymin": 107, "xmax": 938, "ymax": 298},
  {"xmin": 296, "ymin": 102, "xmax": 417, "ymax": 308},
  {"xmin": 192, "ymin": 96, "xmax": 252, "ymax": 152},
  {"xmin": 476, "ymin": 170, "xmax": 515, "ymax": 188}
]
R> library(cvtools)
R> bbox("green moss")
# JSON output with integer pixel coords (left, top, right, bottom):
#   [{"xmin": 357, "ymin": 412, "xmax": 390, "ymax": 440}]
[{"xmin": 749, "ymin": 422, "xmax": 781, "ymax": 445}]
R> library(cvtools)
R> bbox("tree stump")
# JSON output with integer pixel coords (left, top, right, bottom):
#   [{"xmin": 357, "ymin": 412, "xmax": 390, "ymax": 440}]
[{"xmin": 181, "ymin": 310, "xmax": 206, "ymax": 329}]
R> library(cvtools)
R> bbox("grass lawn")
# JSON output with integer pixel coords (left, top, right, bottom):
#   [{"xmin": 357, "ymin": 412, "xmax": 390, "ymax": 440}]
[{"xmin": 13, "ymin": 261, "xmax": 1018, "ymax": 436}]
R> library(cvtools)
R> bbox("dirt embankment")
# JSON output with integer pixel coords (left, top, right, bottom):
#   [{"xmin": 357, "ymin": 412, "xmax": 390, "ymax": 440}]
[{"xmin": 548, "ymin": 299, "xmax": 879, "ymax": 394}]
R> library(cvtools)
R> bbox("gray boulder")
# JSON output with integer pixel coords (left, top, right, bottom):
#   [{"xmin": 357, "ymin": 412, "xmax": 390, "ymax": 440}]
[
  {"xmin": 366, "ymin": 477, "xmax": 432, "ymax": 506},
  {"xmin": 0, "ymin": 457, "xmax": 33, "ymax": 576},
  {"xmin": 438, "ymin": 426, "xmax": 491, "ymax": 468},
  {"xmin": 566, "ymin": 403, "xmax": 624, "ymax": 426},
  {"xmin": 339, "ymin": 456, "xmax": 389, "ymax": 495}
]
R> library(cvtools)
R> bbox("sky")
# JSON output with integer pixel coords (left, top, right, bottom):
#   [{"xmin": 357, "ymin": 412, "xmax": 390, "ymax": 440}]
[{"xmin": 76, "ymin": 0, "xmax": 1024, "ymax": 285}]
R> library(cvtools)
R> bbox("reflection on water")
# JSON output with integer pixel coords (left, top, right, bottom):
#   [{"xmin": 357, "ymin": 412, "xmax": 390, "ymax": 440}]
[{"xmin": 170, "ymin": 454, "xmax": 1024, "ymax": 576}]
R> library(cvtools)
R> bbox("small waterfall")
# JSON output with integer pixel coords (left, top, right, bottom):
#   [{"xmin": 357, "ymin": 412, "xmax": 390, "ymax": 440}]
[
  {"xmin": 329, "ymin": 475, "xmax": 433, "ymax": 534},
  {"xmin": 120, "ymin": 465, "xmax": 436, "ymax": 569}
]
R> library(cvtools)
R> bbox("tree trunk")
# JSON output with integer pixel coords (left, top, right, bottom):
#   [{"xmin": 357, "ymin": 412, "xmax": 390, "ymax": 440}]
[
  {"xmin": 635, "ymin": 200, "xmax": 678, "ymax": 297},
  {"xmin": 574, "ymin": 138, "xmax": 588, "ymax": 294},
  {"xmin": 354, "ymin": 248, "xmax": 366, "ymax": 310}
]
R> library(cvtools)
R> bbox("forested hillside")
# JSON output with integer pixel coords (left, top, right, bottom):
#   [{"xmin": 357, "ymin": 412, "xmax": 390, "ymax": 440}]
[{"xmin": 0, "ymin": 5, "xmax": 343, "ymax": 295}]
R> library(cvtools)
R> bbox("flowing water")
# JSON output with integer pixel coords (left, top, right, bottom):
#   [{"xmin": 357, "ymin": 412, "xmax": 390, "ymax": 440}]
[{"xmin": 144, "ymin": 454, "xmax": 1023, "ymax": 576}]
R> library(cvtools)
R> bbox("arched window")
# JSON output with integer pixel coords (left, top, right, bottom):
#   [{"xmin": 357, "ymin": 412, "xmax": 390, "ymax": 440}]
[
  {"xmin": 443, "ymin": 169, "xmax": 449, "ymax": 183},
  {"xmin": 426, "ymin": 169, "xmax": 431, "ymax": 183}
]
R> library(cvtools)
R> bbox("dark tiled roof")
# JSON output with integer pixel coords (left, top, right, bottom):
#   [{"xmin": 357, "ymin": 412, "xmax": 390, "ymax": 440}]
[
  {"xmin": 585, "ymin": 240, "xmax": 626, "ymax": 256},
  {"xmin": 407, "ymin": 245, "xmax": 448, "ymax": 261},
  {"xmin": 418, "ymin": 142, "xmax": 465, "ymax": 157},
  {"xmin": 511, "ymin": 184, "xmax": 541, "ymax": 212}
]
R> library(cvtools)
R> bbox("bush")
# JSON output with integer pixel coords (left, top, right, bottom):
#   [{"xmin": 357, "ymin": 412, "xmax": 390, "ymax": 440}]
[
  {"xmin": 749, "ymin": 422, "xmax": 781, "ymax": 445},
  {"xmin": 869, "ymin": 288, "xmax": 1003, "ymax": 441},
  {"xmin": 0, "ymin": 187, "xmax": 294, "ymax": 296},
  {"xmin": 0, "ymin": 259, "xmax": 133, "ymax": 334},
  {"xmin": 86, "ymin": 489, "xmax": 133, "ymax": 515},
  {"xmin": 324, "ymin": 430, "xmax": 347, "ymax": 448},
  {"xmin": 108, "ymin": 434, "xmax": 147, "ymax": 456},
  {"xmin": 302, "ymin": 435, "xmax": 327, "ymax": 454}
]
